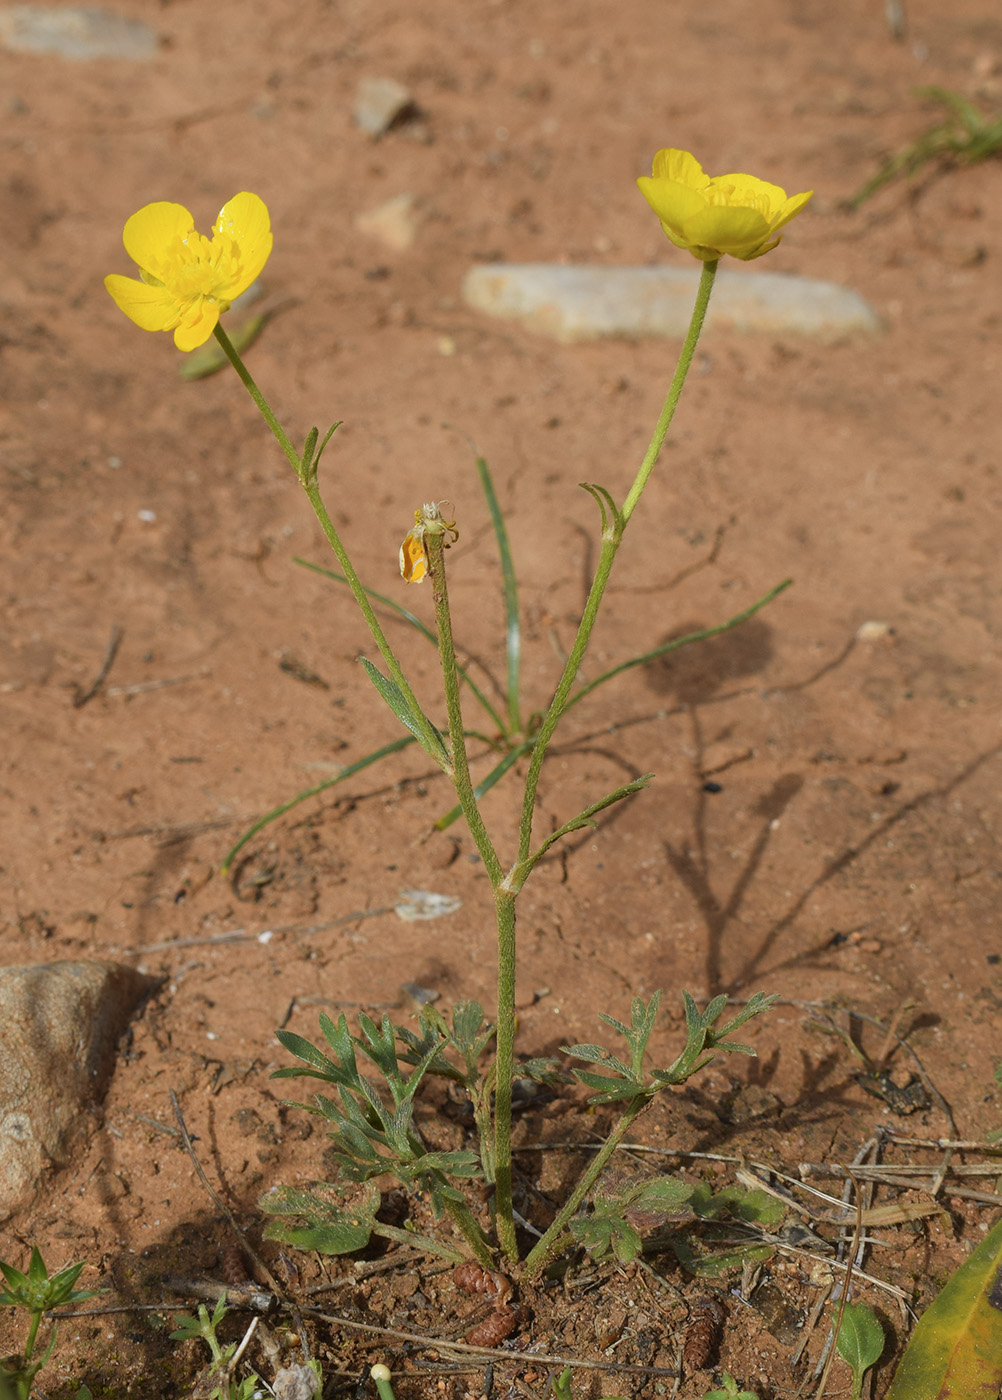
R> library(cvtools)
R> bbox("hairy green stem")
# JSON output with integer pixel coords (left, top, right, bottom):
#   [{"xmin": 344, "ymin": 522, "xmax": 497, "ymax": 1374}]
[
  {"xmin": 426, "ymin": 530, "xmax": 518, "ymax": 1261},
  {"xmin": 492, "ymin": 890, "xmax": 519, "ymax": 1262},
  {"xmin": 524, "ymin": 1096, "xmax": 647, "ymax": 1278},
  {"xmin": 23, "ymin": 1310, "xmax": 42, "ymax": 1364},
  {"xmin": 513, "ymin": 260, "xmax": 718, "ymax": 872},
  {"xmin": 212, "ymin": 323, "xmax": 445, "ymax": 768},
  {"xmin": 425, "ymin": 531, "xmax": 504, "ymax": 882},
  {"xmin": 620, "ymin": 259, "xmax": 717, "ymax": 523},
  {"xmin": 441, "ymin": 1194, "xmax": 497, "ymax": 1270},
  {"xmin": 212, "ymin": 322, "xmax": 301, "ymax": 473}
]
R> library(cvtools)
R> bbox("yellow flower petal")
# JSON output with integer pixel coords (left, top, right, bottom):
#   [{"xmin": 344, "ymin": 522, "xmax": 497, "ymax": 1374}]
[
  {"xmin": 104, "ymin": 273, "xmax": 179, "ymax": 332},
  {"xmin": 214, "ymin": 191, "xmax": 273, "ymax": 300},
  {"xmin": 122, "ymin": 202, "xmax": 193, "ymax": 274},
  {"xmin": 684, "ymin": 204, "xmax": 774, "ymax": 260},
  {"xmin": 173, "ymin": 299, "xmax": 222, "ymax": 351},
  {"xmin": 651, "ymin": 148, "xmax": 709, "ymax": 190},
  {"xmin": 636, "ymin": 175, "xmax": 708, "ymax": 234}
]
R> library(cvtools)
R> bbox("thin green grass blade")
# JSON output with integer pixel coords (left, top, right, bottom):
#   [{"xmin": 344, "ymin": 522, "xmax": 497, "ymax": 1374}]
[
  {"xmin": 562, "ymin": 578, "xmax": 792, "ymax": 716},
  {"xmin": 294, "ymin": 557, "xmax": 508, "ymax": 736},
  {"xmin": 220, "ymin": 735, "xmax": 417, "ymax": 877},
  {"xmin": 474, "ymin": 455, "xmax": 522, "ymax": 735},
  {"xmin": 433, "ymin": 741, "xmax": 533, "ymax": 832}
]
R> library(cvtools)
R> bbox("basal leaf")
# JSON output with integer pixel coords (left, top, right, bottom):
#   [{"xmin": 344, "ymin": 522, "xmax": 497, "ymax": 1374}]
[{"xmin": 885, "ymin": 1215, "xmax": 1002, "ymax": 1400}]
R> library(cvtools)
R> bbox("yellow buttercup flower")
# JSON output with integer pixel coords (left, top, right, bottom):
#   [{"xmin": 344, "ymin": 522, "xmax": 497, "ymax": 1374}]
[
  {"xmin": 637, "ymin": 149, "xmax": 812, "ymax": 262},
  {"xmin": 105, "ymin": 192, "xmax": 272, "ymax": 351}
]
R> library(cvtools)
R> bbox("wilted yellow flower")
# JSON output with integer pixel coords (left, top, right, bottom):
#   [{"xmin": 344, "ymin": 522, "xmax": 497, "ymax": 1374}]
[
  {"xmin": 105, "ymin": 192, "xmax": 272, "ymax": 351},
  {"xmin": 637, "ymin": 149, "xmax": 812, "ymax": 262}
]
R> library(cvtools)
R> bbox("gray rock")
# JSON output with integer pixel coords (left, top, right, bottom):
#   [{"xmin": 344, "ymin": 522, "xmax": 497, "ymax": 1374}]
[
  {"xmin": 0, "ymin": 961, "xmax": 159, "ymax": 1219},
  {"xmin": 462, "ymin": 263, "xmax": 882, "ymax": 343},
  {"xmin": 353, "ymin": 76, "xmax": 414, "ymax": 136},
  {"xmin": 0, "ymin": 6, "xmax": 159, "ymax": 61}
]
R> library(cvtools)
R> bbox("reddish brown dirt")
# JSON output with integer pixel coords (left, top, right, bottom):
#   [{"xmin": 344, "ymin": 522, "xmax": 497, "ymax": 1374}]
[{"xmin": 3, "ymin": 0, "xmax": 1002, "ymax": 1395}]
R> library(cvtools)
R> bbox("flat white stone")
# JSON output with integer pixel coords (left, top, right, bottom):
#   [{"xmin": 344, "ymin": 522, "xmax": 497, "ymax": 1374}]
[
  {"xmin": 462, "ymin": 263, "xmax": 882, "ymax": 342},
  {"xmin": 353, "ymin": 76, "xmax": 413, "ymax": 136},
  {"xmin": 0, "ymin": 5, "xmax": 159, "ymax": 60}
]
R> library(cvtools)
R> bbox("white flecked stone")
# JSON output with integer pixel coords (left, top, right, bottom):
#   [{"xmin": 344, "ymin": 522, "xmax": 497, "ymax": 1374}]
[
  {"xmin": 462, "ymin": 263, "xmax": 882, "ymax": 342},
  {"xmin": 0, "ymin": 6, "xmax": 159, "ymax": 59}
]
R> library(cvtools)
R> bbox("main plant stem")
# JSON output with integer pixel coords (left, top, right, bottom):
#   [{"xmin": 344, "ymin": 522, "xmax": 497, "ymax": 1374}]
[
  {"xmin": 515, "ymin": 258, "xmax": 718, "ymax": 870},
  {"xmin": 426, "ymin": 532, "xmax": 519, "ymax": 1262}
]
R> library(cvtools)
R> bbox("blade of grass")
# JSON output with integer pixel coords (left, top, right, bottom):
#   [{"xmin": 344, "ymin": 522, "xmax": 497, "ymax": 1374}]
[
  {"xmin": 473, "ymin": 455, "xmax": 522, "ymax": 737},
  {"xmin": 220, "ymin": 735, "xmax": 417, "ymax": 877},
  {"xmin": 294, "ymin": 557, "xmax": 508, "ymax": 736},
  {"xmin": 562, "ymin": 578, "xmax": 791, "ymax": 716}
]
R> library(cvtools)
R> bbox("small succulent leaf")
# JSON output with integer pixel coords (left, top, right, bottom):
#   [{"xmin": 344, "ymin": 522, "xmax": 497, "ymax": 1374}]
[{"xmin": 27, "ymin": 1247, "xmax": 48, "ymax": 1290}]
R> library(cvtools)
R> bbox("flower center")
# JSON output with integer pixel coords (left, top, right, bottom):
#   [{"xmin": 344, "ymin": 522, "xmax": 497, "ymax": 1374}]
[{"xmin": 149, "ymin": 229, "xmax": 243, "ymax": 306}]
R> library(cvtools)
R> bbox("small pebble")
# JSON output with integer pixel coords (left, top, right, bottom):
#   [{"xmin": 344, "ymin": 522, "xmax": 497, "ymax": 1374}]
[
  {"xmin": 856, "ymin": 620, "xmax": 894, "ymax": 640},
  {"xmin": 355, "ymin": 193, "xmax": 418, "ymax": 250},
  {"xmin": 353, "ymin": 76, "xmax": 414, "ymax": 135}
]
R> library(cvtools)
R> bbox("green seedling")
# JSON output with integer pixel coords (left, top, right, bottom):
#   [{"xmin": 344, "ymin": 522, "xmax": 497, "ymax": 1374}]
[
  {"xmin": 702, "ymin": 1375, "xmax": 760, "ymax": 1400},
  {"xmin": 0, "ymin": 1246, "xmax": 100, "ymax": 1400},
  {"xmin": 834, "ymin": 1300, "xmax": 885, "ymax": 1400},
  {"xmin": 370, "ymin": 1364, "xmax": 396, "ymax": 1400},
  {"xmin": 551, "ymin": 1366, "xmax": 625, "ymax": 1400},
  {"xmin": 169, "ymin": 1293, "xmax": 265, "ymax": 1400}
]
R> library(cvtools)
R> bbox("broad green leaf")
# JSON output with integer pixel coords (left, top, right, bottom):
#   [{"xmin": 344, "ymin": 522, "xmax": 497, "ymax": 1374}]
[
  {"xmin": 670, "ymin": 1235, "xmax": 773, "ymax": 1279},
  {"xmin": 569, "ymin": 1213, "xmax": 644, "ymax": 1264},
  {"xmin": 258, "ymin": 1184, "xmax": 378, "ymax": 1256},
  {"xmin": 885, "ymin": 1215, "xmax": 1002, "ymax": 1400},
  {"xmin": 262, "ymin": 1221, "xmax": 371, "ymax": 1254},
  {"xmin": 835, "ymin": 1301, "xmax": 885, "ymax": 1399},
  {"xmin": 689, "ymin": 1183, "xmax": 785, "ymax": 1228}
]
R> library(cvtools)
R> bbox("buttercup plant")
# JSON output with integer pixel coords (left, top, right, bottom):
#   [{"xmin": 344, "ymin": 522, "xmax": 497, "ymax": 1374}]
[{"xmin": 105, "ymin": 149, "xmax": 811, "ymax": 1277}]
